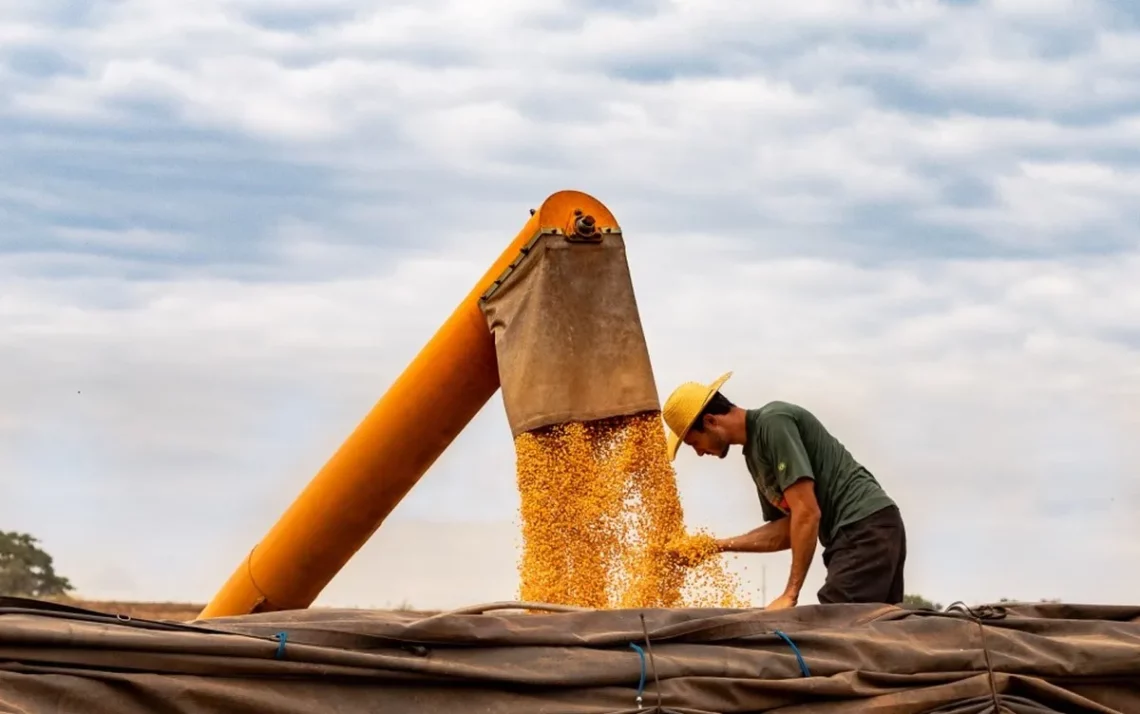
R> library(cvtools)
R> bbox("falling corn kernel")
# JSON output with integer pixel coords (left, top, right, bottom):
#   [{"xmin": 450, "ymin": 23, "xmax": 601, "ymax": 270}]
[{"xmin": 514, "ymin": 411, "xmax": 750, "ymax": 609}]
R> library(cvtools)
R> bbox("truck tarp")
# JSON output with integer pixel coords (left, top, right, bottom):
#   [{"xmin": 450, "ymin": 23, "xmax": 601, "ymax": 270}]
[{"xmin": 0, "ymin": 597, "xmax": 1136, "ymax": 713}]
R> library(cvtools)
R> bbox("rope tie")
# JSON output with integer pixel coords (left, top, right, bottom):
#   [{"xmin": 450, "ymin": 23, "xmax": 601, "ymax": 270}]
[
  {"xmin": 627, "ymin": 613, "xmax": 663, "ymax": 711},
  {"xmin": 975, "ymin": 619, "xmax": 1001, "ymax": 709},
  {"xmin": 773, "ymin": 630, "xmax": 811, "ymax": 677},
  {"xmin": 628, "ymin": 621, "xmax": 811, "ymax": 709},
  {"xmin": 628, "ymin": 642, "xmax": 647, "ymax": 708},
  {"xmin": 945, "ymin": 601, "xmax": 1004, "ymax": 709},
  {"xmin": 640, "ymin": 614, "xmax": 662, "ymax": 711}
]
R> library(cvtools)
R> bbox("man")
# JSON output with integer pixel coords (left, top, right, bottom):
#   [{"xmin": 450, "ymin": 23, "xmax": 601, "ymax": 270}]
[{"xmin": 662, "ymin": 371, "xmax": 906, "ymax": 611}]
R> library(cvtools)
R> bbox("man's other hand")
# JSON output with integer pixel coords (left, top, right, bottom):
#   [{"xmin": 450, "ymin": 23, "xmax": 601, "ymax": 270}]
[{"xmin": 765, "ymin": 591, "xmax": 799, "ymax": 611}]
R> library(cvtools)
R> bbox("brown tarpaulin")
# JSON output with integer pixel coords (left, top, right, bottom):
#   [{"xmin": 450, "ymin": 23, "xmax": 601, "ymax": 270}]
[
  {"xmin": 0, "ymin": 597, "xmax": 1137, "ymax": 713},
  {"xmin": 480, "ymin": 229, "xmax": 661, "ymax": 437}
]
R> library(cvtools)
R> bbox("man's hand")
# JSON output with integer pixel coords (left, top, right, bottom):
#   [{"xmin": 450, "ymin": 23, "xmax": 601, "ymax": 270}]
[
  {"xmin": 766, "ymin": 591, "xmax": 799, "ymax": 611},
  {"xmin": 713, "ymin": 519, "xmax": 791, "ymax": 554}
]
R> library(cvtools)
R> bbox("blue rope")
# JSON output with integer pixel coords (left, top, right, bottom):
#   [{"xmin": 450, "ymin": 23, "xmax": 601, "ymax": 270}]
[
  {"xmin": 774, "ymin": 630, "xmax": 810, "ymax": 677},
  {"xmin": 628, "ymin": 642, "xmax": 647, "ymax": 700},
  {"xmin": 274, "ymin": 631, "xmax": 288, "ymax": 660}
]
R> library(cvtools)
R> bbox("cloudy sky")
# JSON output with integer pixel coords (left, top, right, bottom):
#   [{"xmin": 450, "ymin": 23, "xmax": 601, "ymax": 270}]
[{"xmin": 2, "ymin": 0, "xmax": 1138, "ymax": 612}]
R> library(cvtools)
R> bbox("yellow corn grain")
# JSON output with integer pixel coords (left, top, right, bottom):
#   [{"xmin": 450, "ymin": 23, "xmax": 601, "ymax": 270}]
[{"xmin": 514, "ymin": 411, "xmax": 750, "ymax": 609}]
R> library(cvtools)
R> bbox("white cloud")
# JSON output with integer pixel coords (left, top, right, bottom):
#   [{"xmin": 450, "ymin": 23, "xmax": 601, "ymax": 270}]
[
  {"xmin": 6, "ymin": 2, "xmax": 1137, "ymax": 262},
  {"xmin": 52, "ymin": 226, "xmax": 191, "ymax": 253}
]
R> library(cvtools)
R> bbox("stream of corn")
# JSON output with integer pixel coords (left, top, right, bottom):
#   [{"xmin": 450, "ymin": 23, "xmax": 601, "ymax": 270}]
[{"xmin": 514, "ymin": 411, "xmax": 750, "ymax": 608}]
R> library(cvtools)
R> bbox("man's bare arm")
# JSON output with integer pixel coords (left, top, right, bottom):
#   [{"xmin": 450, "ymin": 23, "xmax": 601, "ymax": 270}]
[
  {"xmin": 716, "ymin": 517, "xmax": 791, "ymax": 553},
  {"xmin": 780, "ymin": 478, "xmax": 821, "ymax": 602}
]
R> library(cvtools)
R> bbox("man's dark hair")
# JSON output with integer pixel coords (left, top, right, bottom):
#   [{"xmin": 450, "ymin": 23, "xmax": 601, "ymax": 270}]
[{"xmin": 689, "ymin": 391, "xmax": 735, "ymax": 432}]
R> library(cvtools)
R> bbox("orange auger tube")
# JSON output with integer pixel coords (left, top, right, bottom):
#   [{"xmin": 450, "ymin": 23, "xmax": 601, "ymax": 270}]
[{"xmin": 199, "ymin": 190, "xmax": 621, "ymax": 619}]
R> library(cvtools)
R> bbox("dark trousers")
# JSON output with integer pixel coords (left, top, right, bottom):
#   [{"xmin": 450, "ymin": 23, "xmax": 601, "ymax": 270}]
[{"xmin": 817, "ymin": 505, "xmax": 907, "ymax": 605}]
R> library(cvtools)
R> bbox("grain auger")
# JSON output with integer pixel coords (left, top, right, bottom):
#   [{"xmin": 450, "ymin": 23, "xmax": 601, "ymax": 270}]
[{"xmin": 200, "ymin": 190, "xmax": 660, "ymax": 618}]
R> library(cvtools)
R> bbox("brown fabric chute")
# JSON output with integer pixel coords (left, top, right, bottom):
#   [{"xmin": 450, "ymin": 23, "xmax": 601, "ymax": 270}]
[
  {"xmin": 480, "ymin": 229, "xmax": 660, "ymax": 436},
  {"xmin": 0, "ymin": 597, "xmax": 1137, "ymax": 713}
]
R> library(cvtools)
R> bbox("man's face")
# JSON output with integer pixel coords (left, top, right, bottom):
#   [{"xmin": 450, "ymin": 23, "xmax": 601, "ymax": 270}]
[{"xmin": 683, "ymin": 415, "xmax": 730, "ymax": 459}]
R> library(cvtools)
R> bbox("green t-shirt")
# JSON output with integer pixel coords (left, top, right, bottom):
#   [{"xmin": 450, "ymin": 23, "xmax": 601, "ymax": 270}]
[{"xmin": 743, "ymin": 401, "xmax": 895, "ymax": 548}]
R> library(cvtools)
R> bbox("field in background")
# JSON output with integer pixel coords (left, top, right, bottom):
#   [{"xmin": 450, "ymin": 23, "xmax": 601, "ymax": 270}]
[
  {"xmin": 40, "ymin": 598, "xmax": 205, "ymax": 621},
  {"xmin": 43, "ymin": 598, "xmax": 438, "ymax": 622}
]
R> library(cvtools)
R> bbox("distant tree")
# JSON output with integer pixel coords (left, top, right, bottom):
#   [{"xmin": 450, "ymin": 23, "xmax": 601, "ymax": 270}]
[
  {"xmin": 998, "ymin": 597, "xmax": 1061, "ymax": 604},
  {"xmin": 902, "ymin": 593, "xmax": 942, "ymax": 610},
  {"xmin": 0, "ymin": 531, "xmax": 74, "ymax": 598}
]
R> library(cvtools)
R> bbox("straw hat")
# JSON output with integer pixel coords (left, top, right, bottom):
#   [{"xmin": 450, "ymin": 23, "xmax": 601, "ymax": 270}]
[{"xmin": 662, "ymin": 371, "xmax": 733, "ymax": 461}]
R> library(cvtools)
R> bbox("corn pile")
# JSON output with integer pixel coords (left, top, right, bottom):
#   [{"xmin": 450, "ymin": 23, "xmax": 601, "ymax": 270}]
[{"xmin": 514, "ymin": 411, "xmax": 750, "ymax": 609}]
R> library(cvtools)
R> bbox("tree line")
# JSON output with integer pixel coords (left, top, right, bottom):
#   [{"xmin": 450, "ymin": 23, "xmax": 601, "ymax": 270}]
[
  {"xmin": 0, "ymin": 531, "xmax": 74, "ymax": 597},
  {"xmin": 904, "ymin": 593, "xmax": 1061, "ymax": 611}
]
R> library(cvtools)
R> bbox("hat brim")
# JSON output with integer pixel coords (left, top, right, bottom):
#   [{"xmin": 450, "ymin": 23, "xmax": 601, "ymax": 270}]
[{"xmin": 667, "ymin": 371, "xmax": 733, "ymax": 462}]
